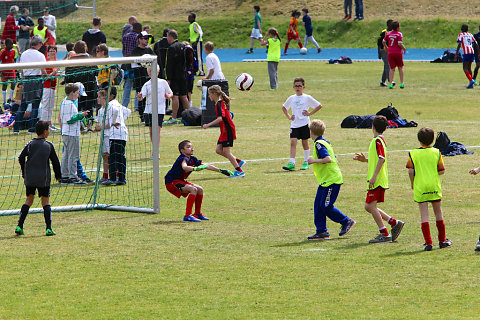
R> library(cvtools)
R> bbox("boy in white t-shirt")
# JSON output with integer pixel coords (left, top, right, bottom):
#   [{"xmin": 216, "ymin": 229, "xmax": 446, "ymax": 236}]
[
  {"xmin": 281, "ymin": 77, "xmax": 323, "ymax": 171},
  {"xmin": 59, "ymin": 83, "xmax": 89, "ymax": 184},
  {"xmin": 137, "ymin": 67, "xmax": 173, "ymax": 157},
  {"xmin": 204, "ymin": 41, "xmax": 225, "ymax": 80}
]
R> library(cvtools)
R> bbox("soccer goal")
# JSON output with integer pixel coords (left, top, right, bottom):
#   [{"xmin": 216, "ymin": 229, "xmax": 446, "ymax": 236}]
[{"xmin": 0, "ymin": 55, "xmax": 160, "ymax": 215}]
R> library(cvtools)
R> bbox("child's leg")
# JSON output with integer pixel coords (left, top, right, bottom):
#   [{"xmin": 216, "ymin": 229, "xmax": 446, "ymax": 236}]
[
  {"xmin": 322, "ymin": 184, "xmax": 349, "ymax": 225},
  {"xmin": 301, "ymin": 139, "xmax": 310, "ymax": 163},
  {"xmin": 8, "ymin": 83, "xmax": 14, "ymax": 100},
  {"xmin": 304, "ymin": 35, "xmax": 308, "ymax": 47},
  {"xmin": 284, "ymin": 40, "xmax": 290, "ymax": 53},
  {"xmin": 190, "ymin": 183, "xmax": 204, "ymax": 215},
  {"xmin": 464, "ymin": 61, "xmax": 473, "ymax": 81},
  {"xmin": 419, "ymin": 202, "xmax": 432, "ymax": 245},
  {"xmin": 222, "ymin": 146, "xmax": 242, "ymax": 171},
  {"xmin": 313, "ymin": 186, "xmax": 328, "ymax": 233},
  {"xmin": 297, "ymin": 38, "xmax": 303, "ymax": 48},
  {"xmin": 250, "ymin": 37, "xmax": 254, "ymax": 50},
  {"xmin": 102, "ymin": 153, "xmax": 109, "ymax": 178},
  {"xmin": 432, "ymin": 201, "xmax": 446, "ymax": 242},
  {"xmin": 149, "ymin": 126, "xmax": 153, "ymax": 142},
  {"xmin": 18, "ymin": 194, "xmax": 35, "ymax": 228},
  {"xmin": 474, "ymin": 62, "xmax": 480, "ymax": 80},
  {"xmin": 289, "ymin": 138, "xmax": 298, "ymax": 164},
  {"xmin": 398, "ymin": 66, "xmax": 404, "ymax": 84},
  {"xmin": 309, "ymin": 36, "xmax": 320, "ymax": 49},
  {"xmin": 389, "ymin": 68, "xmax": 395, "ymax": 84},
  {"xmin": 2, "ymin": 84, "xmax": 7, "ymax": 103},
  {"xmin": 41, "ymin": 196, "xmax": 52, "ymax": 230},
  {"xmin": 365, "ymin": 201, "xmax": 388, "ymax": 235},
  {"xmin": 181, "ymin": 184, "xmax": 198, "ymax": 217}
]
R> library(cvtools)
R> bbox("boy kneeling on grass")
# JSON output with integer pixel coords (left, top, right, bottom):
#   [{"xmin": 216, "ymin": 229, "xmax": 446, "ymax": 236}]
[
  {"xmin": 164, "ymin": 140, "xmax": 233, "ymax": 222},
  {"xmin": 16, "ymin": 120, "xmax": 61, "ymax": 236}
]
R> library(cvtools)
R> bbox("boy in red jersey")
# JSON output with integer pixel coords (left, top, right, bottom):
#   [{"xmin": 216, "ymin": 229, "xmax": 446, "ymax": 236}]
[
  {"xmin": 383, "ymin": 21, "xmax": 406, "ymax": 89},
  {"xmin": 165, "ymin": 140, "xmax": 232, "ymax": 222},
  {"xmin": 0, "ymin": 38, "xmax": 16, "ymax": 105},
  {"xmin": 202, "ymin": 85, "xmax": 246, "ymax": 178},
  {"xmin": 284, "ymin": 10, "xmax": 303, "ymax": 55},
  {"xmin": 455, "ymin": 24, "xmax": 480, "ymax": 89}
]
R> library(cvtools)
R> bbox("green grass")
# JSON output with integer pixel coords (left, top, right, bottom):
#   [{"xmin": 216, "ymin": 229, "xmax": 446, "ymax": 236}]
[
  {"xmin": 1, "ymin": 61, "xmax": 480, "ymax": 318},
  {"xmin": 56, "ymin": 18, "xmax": 480, "ymax": 49}
]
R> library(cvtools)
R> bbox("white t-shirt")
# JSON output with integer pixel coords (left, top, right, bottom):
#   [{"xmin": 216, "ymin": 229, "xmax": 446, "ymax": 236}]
[
  {"xmin": 140, "ymin": 79, "xmax": 172, "ymax": 114},
  {"xmin": 206, "ymin": 52, "xmax": 225, "ymax": 80},
  {"xmin": 283, "ymin": 93, "xmax": 321, "ymax": 128},
  {"xmin": 60, "ymin": 98, "xmax": 81, "ymax": 137},
  {"xmin": 42, "ymin": 14, "xmax": 56, "ymax": 39},
  {"xmin": 95, "ymin": 106, "xmax": 114, "ymax": 137},
  {"xmin": 20, "ymin": 49, "xmax": 46, "ymax": 76},
  {"xmin": 109, "ymin": 99, "xmax": 128, "ymax": 141}
]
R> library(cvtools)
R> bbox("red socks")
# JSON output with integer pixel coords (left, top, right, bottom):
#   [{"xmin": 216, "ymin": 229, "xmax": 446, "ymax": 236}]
[
  {"xmin": 379, "ymin": 227, "xmax": 389, "ymax": 236},
  {"xmin": 103, "ymin": 173, "xmax": 108, "ymax": 179},
  {"xmin": 421, "ymin": 222, "xmax": 432, "ymax": 245},
  {"xmin": 436, "ymin": 220, "xmax": 446, "ymax": 242},
  {"xmin": 299, "ymin": 41, "xmax": 304, "ymax": 48},
  {"xmin": 185, "ymin": 194, "xmax": 196, "ymax": 216},
  {"xmin": 284, "ymin": 42, "xmax": 289, "ymax": 53},
  {"xmin": 236, "ymin": 158, "xmax": 241, "ymax": 164},
  {"xmin": 388, "ymin": 217, "xmax": 397, "ymax": 226},
  {"xmin": 465, "ymin": 71, "xmax": 473, "ymax": 81},
  {"xmin": 194, "ymin": 194, "xmax": 203, "ymax": 215}
]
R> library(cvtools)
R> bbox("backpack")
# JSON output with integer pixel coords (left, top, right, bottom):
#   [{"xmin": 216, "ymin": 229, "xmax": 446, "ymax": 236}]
[
  {"xmin": 433, "ymin": 131, "xmax": 450, "ymax": 152},
  {"xmin": 376, "ymin": 104, "xmax": 399, "ymax": 120},
  {"xmin": 341, "ymin": 115, "xmax": 361, "ymax": 128},
  {"xmin": 181, "ymin": 107, "xmax": 202, "ymax": 126}
]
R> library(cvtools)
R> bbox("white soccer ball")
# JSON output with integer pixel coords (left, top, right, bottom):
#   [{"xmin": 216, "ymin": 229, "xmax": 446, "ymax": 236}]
[
  {"xmin": 300, "ymin": 47, "xmax": 308, "ymax": 55},
  {"xmin": 235, "ymin": 73, "xmax": 254, "ymax": 91},
  {"xmin": 196, "ymin": 79, "xmax": 203, "ymax": 91}
]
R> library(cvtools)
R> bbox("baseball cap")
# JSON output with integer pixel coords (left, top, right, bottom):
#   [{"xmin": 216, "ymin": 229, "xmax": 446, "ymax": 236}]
[
  {"xmin": 139, "ymin": 31, "xmax": 152, "ymax": 39},
  {"xmin": 75, "ymin": 82, "xmax": 88, "ymax": 96}
]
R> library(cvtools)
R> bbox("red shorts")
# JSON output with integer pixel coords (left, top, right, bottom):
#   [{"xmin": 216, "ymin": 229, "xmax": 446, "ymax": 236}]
[
  {"xmin": 366, "ymin": 187, "xmax": 385, "ymax": 203},
  {"xmin": 2, "ymin": 70, "xmax": 15, "ymax": 81},
  {"xmin": 287, "ymin": 33, "xmax": 300, "ymax": 41},
  {"xmin": 388, "ymin": 53, "xmax": 404, "ymax": 69},
  {"xmin": 165, "ymin": 180, "xmax": 191, "ymax": 198}
]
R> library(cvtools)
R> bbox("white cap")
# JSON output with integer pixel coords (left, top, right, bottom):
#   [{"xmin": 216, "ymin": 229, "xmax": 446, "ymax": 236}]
[{"xmin": 75, "ymin": 82, "xmax": 88, "ymax": 96}]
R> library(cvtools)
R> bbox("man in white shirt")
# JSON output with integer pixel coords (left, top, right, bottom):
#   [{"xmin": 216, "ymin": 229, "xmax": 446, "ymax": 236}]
[
  {"xmin": 42, "ymin": 7, "xmax": 56, "ymax": 44},
  {"xmin": 14, "ymin": 36, "xmax": 46, "ymax": 134},
  {"xmin": 204, "ymin": 41, "xmax": 225, "ymax": 80}
]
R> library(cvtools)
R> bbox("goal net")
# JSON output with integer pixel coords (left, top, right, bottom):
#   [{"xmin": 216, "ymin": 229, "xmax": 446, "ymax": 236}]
[{"xmin": 0, "ymin": 55, "xmax": 160, "ymax": 215}]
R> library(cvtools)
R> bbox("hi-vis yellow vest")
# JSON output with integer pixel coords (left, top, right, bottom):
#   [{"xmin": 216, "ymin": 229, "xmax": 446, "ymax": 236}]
[
  {"xmin": 33, "ymin": 26, "xmax": 46, "ymax": 42},
  {"xmin": 313, "ymin": 138, "xmax": 343, "ymax": 187},
  {"xmin": 409, "ymin": 147, "xmax": 442, "ymax": 202},
  {"xmin": 367, "ymin": 136, "xmax": 388, "ymax": 190},
  {"xmin": 189, "ymin": 22, "xmax": 200, "ymax": 43}
]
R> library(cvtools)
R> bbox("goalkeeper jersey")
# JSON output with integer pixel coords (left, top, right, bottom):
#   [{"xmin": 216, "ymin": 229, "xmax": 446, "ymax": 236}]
[{"xmin": 165, "ymin": 154, "xmax": 202, "ymax": 183}]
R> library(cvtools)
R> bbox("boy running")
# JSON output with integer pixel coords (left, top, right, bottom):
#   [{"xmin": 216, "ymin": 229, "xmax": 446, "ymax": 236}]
[
  {"xmin": 455, "ymin": 24, "xmax": 480, "ymax": 89},
  {"xmin": 247, "ymin": 6, "xmax": 262, "ymax": 54},
  {"xmin": 282, "ymin": 77, "xmax": 322, "ymax": 171},
  {"xmin": 301, "ymin": 8, "xmax": 321, "ymax": 53},
  {"xmin": 353, "ymin": 115, "xmax": 405, "ymax": 243},
  {"xmin": 284, "ymin": 10, "xmax": 303, "ymax": 55}
]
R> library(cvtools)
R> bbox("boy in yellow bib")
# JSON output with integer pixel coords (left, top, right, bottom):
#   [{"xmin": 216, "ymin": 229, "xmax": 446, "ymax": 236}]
[
  {"xmin": 306, "ymin": 120, "xmax": 356, "ymax": 240},
  {"xmin": 354, "ymin": 115, "xmax": 404, "ymax": 243},
  {"xmin": 407, "ymin": 127, "xmax": 452, "ymax": 251}
]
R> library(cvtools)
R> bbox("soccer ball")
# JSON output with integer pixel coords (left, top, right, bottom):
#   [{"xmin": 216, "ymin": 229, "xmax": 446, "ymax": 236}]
[
  {"xmin": 300, "ymin": 47, "xmax": 308, "ymax": 55},
  {"xmin": 235, "ymin": 73, "xmax": 254, "ymax": 91},
  {"xmin": 196, "ymin": 79, "xmax": 203, "ymax": 91}
]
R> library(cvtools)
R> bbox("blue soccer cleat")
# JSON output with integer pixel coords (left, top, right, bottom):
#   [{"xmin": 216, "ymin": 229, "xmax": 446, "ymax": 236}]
[{"xmin": 183, "ymin": 215, "xmax": 201, "ymax": 222}]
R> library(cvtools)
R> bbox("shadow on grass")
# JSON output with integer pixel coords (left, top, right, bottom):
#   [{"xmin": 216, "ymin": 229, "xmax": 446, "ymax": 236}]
[
  {"xmin": 338, "ymin": 242, "xmax": 371, "ymax": 250},
  {"xmin": 272, "ymin": 237, "xmax": 347, "ymax": 247},
  {"xmin": 381, "ymin": 249, "xmax": 424, "ymax": 257},
  {"xmin": 152, "ymin": 220, "xmax": 184, "ymax": 225},
  {"xmin": 0, "ymin": 235, "xmax": 45, "ymax": 240}
]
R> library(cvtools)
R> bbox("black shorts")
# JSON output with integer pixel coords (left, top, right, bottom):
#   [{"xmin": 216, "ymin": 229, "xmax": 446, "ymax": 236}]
[
  {"xmin": 169, "ymin": 79, "xmax": 188, "ymax": 96},
  {"xmin": 187, "ymin": 80, "xmax": 194, "ymax": 94},
  {"xmin": 290, "ymin": 125, "xmax": 310, "ymax": 140},
  {"xmin": 217, "ymin": 140, "xmax": 234, "ymax": 147},
  {"xmin": 143, "ymin": 113, "xmax": 164, "ymax": 127},
  {"xmin": 26, "ymin": 186, "xmax": 50, "ymax": 197}
]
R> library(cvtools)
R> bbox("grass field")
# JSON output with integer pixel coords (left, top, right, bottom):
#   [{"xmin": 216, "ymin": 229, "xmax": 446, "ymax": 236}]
[{"xmin": 1, "ymin": 60, "xmax": 480, "ymax": 319}]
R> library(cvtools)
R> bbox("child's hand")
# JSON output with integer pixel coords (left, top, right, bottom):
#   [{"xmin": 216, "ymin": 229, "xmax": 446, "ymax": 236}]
[
  {"xmin": 82, "ymin": 111, "xmax": 90, "ymax": 117},
  {"xmin": 470, "ymin": 167, "xmax": 480, "ymax": 175},
  {"xmin": 307, "ymin": 157, "xmax": 315, "ymax": 165},
  {"xmin": 219, "ymin": 169, "xmax": 233, "ymax": 176},
  {"xmin": 193, "ymin": 164, "xmax": 208, "ymax": 171},
  {"xmin": 289, "ymin": 114, "xmax": 295, "ymax": 121},
  {"xmin": 302, "ymin": 110, "xmax": 310, "ymax": 116},
  {"xmin": 202, "ymin": 124, "xmax": 208, "ymax": 129},
  {"xmin": 368, "ymin": 175, "xmax": 377, "ymax": 189},
  {"xmin": 136, "ymin": 92, "xmax": 143, "ymax": 100},
  {"xmin": 353, "ymin": 152, "xmax": 366, "ymax": 162}
]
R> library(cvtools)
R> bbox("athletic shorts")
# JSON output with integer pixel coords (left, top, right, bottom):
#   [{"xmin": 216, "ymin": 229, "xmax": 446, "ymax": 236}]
[
  {"xmin": 217, "ymin": 139, "xmax": 234, "ymax": 147},
  {"xmin": 165, "ymin": 179, "xmax": 192, "ymax": 198},
  {"xmin": 169, "ymin": 79, "xmax": 188, "ymax": 96},
  {"xmin": 366, "ymin": 186, "xmax": 385, "ymax": 203},
  {"xmin": 1, "ymin": 70, "xmax": 15, "ymax": 81},
  {"xmin": 287, "ymin": 32, "xmax": 300, "ymax": 41},
  {"xmin": 102, "ymin": 136, "xmax": 110, "ymax": 154},
  {"xmin": 463, "ymin": 53, "xmax": 475, "ymax": 63},
  {"xmin": 143, "ymin": 113, "xmax": 164, "ymax": 128},
  {"xmin": 187, "ymin": 80, "xmax": 194, "ymax": 94},
  {"xmin": 417, "ymin": 199, "xmax": 441, "ymax": 204},
  {"xmin": 26, "ymin": 186, "xmax": 50, "ymax": 197},
  {"xmin": 290, "ymin": 124, "xmax": 310, "ymax": 140},
  {"xmin": 250, "ymin": 28, "xmax": 263, "ymax": 39},
  {"xmin": 387, "ymin": 52, "xmax": 404, "ymax": 69}
]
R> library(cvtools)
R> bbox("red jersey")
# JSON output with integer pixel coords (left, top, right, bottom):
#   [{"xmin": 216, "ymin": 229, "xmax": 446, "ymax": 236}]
[
  {"xmin": 44, "ymin": 67, "xmax": 57, "ymax": 89},
  {"xmin": 376, "ymin": 136, "xmax": 386, "ymax": 159},
  {"xmin": 0, "ymin": 48, "xmax": 15, "ymax": 64},
  {"xmin": 1, "ymin": 14, "xmax": 19, "ymax": 43},
  {"xmin": 215, "ymin": 100, "xmax": 236, "ymax": 142},
  {"xmin": 288, "ymin": 17, "xmax": 299, "ymax": 35},
  {"xmin": 384, "ymin": 30, "xmax": 403, "ymax": 55}
]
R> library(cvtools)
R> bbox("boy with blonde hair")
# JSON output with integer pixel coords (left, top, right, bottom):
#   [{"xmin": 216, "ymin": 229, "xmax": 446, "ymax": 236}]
[
  {"xmin": 307, "ymin": 120, "xmax": 355, "ymax": 240},
  {"xmin": 407, "ymin": 127, "xmax": 451, "ymax": 251},
  {"xmin": 353, "ymin": 115, "xmax": 404, "ymax": 243}
]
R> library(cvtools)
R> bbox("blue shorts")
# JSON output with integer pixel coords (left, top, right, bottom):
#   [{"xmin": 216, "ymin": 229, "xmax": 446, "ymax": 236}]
[{"xmin": 463, "ymin": 53, "xmax": 475, "ymax": 63}]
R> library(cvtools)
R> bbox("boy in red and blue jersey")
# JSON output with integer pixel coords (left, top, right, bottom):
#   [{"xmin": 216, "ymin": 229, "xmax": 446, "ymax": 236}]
[
  {"xmin": 455, "ymin": 24, "xmax": 480, "ymax": 88},
  {"xmin": 165, "ymin": 140, "xmax": 232, "ymax": 222}
]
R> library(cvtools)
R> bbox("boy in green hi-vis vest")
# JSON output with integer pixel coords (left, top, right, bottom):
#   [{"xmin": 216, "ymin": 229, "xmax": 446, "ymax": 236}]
[
  {"xmin": 407, "ymin": 127, "xmax": 452, "ymax": 251},
  {"xmin": 354, "ymin": 115, "xmax": 404, "ymax": 244}
]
